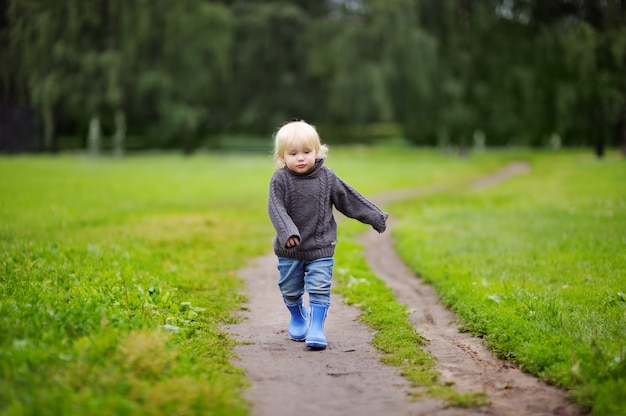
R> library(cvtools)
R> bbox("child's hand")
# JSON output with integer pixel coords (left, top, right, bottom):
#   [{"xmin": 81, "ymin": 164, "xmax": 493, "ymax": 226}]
[{"xmin": 285, "ymin": 236, "xmax": 300, "ymax": 248}]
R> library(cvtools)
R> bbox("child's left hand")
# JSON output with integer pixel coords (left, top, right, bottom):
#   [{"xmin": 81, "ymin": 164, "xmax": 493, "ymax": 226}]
[{"xmin": 285, "ymin": 236, "xmax": 300, "ymax": 248}]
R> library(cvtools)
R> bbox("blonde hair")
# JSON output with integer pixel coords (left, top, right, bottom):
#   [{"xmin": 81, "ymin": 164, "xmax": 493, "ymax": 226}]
[{"xmin": 272, "ymin": 120, "xmax": 329, "ymax": 168}]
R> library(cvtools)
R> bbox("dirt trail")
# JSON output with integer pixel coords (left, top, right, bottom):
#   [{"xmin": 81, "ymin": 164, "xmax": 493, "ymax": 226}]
[{"xmin": 227, "ymin": 162, "xmax": 584, "ymax": 416}]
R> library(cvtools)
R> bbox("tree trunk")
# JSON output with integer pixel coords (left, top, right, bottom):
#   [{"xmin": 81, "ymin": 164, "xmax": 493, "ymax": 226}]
[
  {"xmin": 42, "ymin": 102, "xmax": 55, "ymax": 153},
  {"xmin": 42, "ymin": 75, "xmax": 56, "ymax": 153},
  {"xmin": 621, "ymin": 98, "xmax": 626, "ymax": 157},
  {"xmin": 88, "ymin": 114, "xmax": 101, "ymax": 157},
  {"xmin": 113, "ymin": 109, "xmax": 126, "ymax": 158},
  {"xmin": 182, "ymin": 131, "xmax": 195, "ymax": 155},
  {"xmin": 593, "ymin": 103, "xmax": 605, "ymax": 159}
]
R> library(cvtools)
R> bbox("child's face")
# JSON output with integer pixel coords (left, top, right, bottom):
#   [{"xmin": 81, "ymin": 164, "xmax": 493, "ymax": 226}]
[{"xmin": 283, "ymin": 138, "xmax": 317, "ymax": 174}]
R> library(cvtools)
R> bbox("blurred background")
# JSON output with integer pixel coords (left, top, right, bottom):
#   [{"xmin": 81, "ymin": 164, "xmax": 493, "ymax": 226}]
[{"xmin": 1, "ymin": 0, "xmax": 625, "ymax": 156}]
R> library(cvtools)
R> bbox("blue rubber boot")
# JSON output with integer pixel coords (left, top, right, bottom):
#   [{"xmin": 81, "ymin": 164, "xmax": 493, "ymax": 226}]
[
  {"xmin": 286, "ymin": 302, "xmax": 308, "ymax": 341},
  {"xmin": 305, "ymin": 303, "xmax": 328, "ymax": 350}
]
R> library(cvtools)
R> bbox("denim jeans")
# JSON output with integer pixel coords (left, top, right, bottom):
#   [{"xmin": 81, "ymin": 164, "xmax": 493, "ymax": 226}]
[{"xmin": 277, "ymin": 256, "xmax": 334, "ymax": 307}]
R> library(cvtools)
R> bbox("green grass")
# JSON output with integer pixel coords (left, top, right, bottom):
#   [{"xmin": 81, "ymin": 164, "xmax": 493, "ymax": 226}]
[
  {"xmin": 333, "ymin": 223, "xmax": 489, "ymax": 407},
  {"xmin": 0, "ymin": 154, "xmax": 274, "ymax": 415},
  {"xmin": 1, "ymin": 148, "xmax": 623, "ymax": 414},
  {"xmin": 391, "ymin": 150, "xmax": 626, "ymax": 414},
  {"xmin": 329, "ymin": 149, "xmax": 508, "ymax": 407},
  {"xmin": 1, "ymin": 149, "xmax": 491, "ymax": 414}
]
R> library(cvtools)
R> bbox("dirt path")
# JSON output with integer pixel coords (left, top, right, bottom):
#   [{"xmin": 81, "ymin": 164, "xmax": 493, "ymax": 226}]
[{"xmin": 227, "ymin": 162, "xmax": 584, "ymax": 416}]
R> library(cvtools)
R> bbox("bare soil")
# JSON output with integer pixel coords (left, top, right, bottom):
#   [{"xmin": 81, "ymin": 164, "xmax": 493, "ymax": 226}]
[{"xmin": 227, "ymin": 162, "xmax": 586, "ymax": 416}]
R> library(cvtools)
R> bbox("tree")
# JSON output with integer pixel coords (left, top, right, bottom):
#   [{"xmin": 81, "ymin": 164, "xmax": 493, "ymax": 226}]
[
  {"xmin": 5, "ymin": 0, "xmax": 67, "ymax": 152},
  {"xmin": 307, "ymin": 0, "xmax": 438, "ymax": 143},
  {"xmin": 2, "ymin": 0, "xmax": 624, "ymax": 152},
  {"xmin": 230, "ymin": 2, "xmax": 312, "ymax": 131},
  {"xmin": 146, "ymin": 0, "xmax": 233, "ymax": 153},
  {"xmin": 536, "ymin": 0, "xmax": 625, "ymax": 155}
]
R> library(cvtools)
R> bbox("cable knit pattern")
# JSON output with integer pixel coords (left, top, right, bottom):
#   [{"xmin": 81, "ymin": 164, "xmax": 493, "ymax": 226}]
[{"xmin": 268, "ymin": 159, "xmax": 388, "ymax": 261}]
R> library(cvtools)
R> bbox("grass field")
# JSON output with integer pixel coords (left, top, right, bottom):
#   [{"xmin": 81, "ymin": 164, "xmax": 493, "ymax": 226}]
[
  {"xmin": 0, "ymin": 148, "xmax": 623, "ymax": 415},
  {"xmin": 0, "ymin": 154, "xmax": 274, "ymax": 415},
  {"xmin": 389, "ymin": 150, "xmax": 626, "ymax": 414}
]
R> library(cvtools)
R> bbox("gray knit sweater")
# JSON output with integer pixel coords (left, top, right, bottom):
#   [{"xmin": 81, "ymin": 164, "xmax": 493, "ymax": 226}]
[{"xmin": 268, "ymin": 158, "xmax": 388, "ymax": 261}]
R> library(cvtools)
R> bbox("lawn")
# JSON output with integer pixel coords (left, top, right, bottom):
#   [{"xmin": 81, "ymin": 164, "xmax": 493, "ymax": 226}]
[
  {"xmin": 0, "ymin": 149, "xmax": 480, "ymax": 415},
  {"xmin": 389, "ymin": 150, "xmax": 626, "ymax": 414},
  {"xmin": 0, "ymin": 154, "xmax": 274, "ymax": 415},
  {"xmin": 0, "ymin": 148, "xmax": 623, "ymax": 415}
]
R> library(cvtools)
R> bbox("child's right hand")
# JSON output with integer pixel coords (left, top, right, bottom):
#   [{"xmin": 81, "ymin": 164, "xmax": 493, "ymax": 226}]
[{"xmin": 285, "ymin": 236, "xmax": 300, "ymax": 248}]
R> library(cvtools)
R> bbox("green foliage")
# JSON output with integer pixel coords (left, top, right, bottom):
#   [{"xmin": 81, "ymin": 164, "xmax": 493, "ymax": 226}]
[
  {"xmin": 4, "ymin": 1, "xmax": 624, "ymax": 152},
  {"xmin": 3, "ymin": 0, "xmax": 235, "ymax": 152},
  {"xmin": 392, "ymin": 150, "xmax": 626, "ymax": 413},
  {"xmin": 231, "ymin": 2, "xmax": 312, "ymax": 130}
]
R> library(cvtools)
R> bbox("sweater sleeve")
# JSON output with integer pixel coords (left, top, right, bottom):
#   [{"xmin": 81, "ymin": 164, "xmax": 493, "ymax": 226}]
[
  {"xmin": 329, "ymin": 170, "xmax": 388, "ymax": 233},
  {"xmin": 268, "ymin": 172, "xmax": 301, "ymax": 246}
]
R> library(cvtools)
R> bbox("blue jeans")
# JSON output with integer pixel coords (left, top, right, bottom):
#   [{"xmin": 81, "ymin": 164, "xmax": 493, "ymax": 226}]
[{"xmin": 277, "ymin": 256, "xmax": 334, "ymax": 307}]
